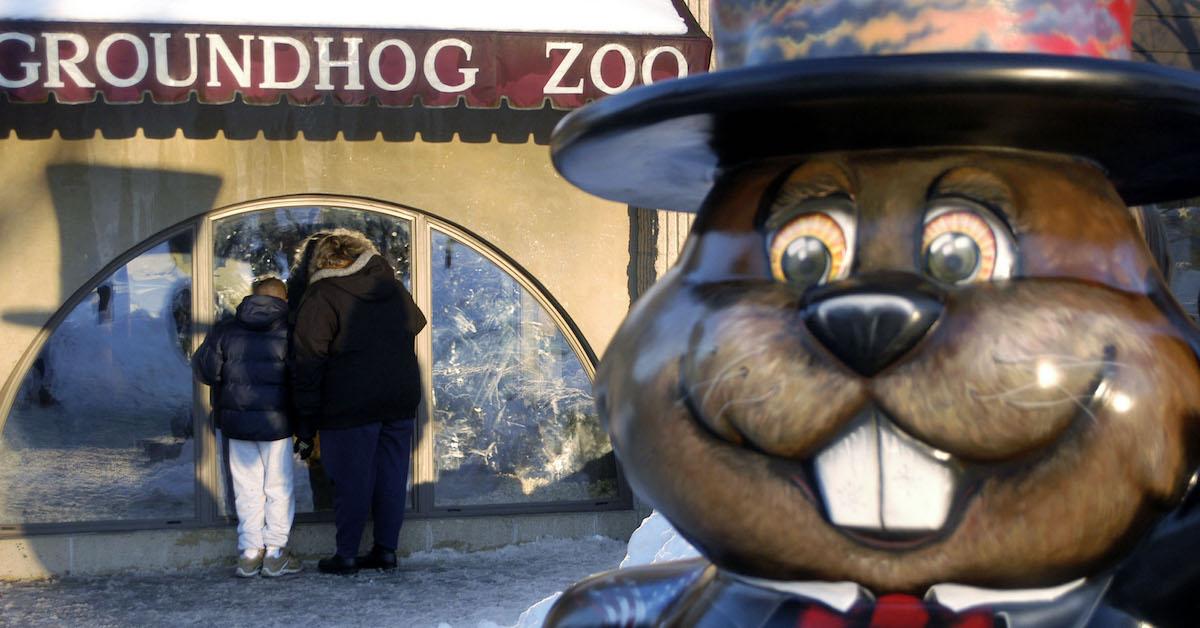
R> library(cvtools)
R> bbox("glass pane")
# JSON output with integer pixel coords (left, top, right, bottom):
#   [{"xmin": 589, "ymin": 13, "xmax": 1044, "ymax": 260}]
[
  {"xmin": 211, "ymin": 206, "xmax": 413, "ymax": 514},
  {"xmin": 213, "ymin": 205, "xmax": 412, "ymax": 321},
  {"xmin": 1153, "ymin": 204, "xmax": 1200, "ymax": 320},
  {"xmin": 431, "ymin": 229, "xmax": 616, "ymax": 506},
  {"xmin": 0, "ymin": 232, "xmax": 195, "ymax": 523}
]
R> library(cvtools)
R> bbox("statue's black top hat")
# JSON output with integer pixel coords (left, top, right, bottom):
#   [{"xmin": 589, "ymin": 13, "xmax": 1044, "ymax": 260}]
[{"xmin": 551, "ymin": 0, "xmax": 1200, "ymax": 211}]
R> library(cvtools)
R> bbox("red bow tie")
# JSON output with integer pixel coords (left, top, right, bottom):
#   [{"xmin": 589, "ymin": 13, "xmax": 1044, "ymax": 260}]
[{"xmin": 778, "ymin": 593, "xmax": 996, "ymax": 628}]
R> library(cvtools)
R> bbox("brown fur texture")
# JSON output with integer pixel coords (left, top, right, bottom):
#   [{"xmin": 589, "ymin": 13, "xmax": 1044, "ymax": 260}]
[{"xmin": 597, "ymin": 149, "xmax": 1200, "ymax": 593}]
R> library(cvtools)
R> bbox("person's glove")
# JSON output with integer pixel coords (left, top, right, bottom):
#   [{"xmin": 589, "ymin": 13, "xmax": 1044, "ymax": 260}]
[{"xmin": 294, "ymin": 437, "xmax": 314, "ymax": 461}]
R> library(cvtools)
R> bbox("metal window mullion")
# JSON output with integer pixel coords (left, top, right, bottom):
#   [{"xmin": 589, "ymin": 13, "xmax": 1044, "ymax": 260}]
[
  {"xmin": 412, "ymin": 214, "xmax": 436, "ymax": 514},
  {"xmin": 192, "ymin": 217, "xmax": 220, "ymax": 524}
]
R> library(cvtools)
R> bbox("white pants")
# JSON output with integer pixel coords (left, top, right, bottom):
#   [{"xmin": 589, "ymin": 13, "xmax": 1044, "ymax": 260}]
[{"xmin": 228, "ymin": 438, "xmax": 294, "ymax": 551}]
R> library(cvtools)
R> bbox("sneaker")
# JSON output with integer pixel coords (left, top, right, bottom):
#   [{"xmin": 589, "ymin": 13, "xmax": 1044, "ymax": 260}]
[
  {"xmin": 235, "ymin": 549, "xmax": 264, "ymax": 578},
  {"xmin": 262, "ymin": 548, "xmax": 303, "ymax": 577}
]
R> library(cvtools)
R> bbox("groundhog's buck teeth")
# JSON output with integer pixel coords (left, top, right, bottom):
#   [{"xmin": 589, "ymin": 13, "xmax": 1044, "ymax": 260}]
[{"xmin": 813, "ymin": 409, "xmax": 957, "ymax": 534}]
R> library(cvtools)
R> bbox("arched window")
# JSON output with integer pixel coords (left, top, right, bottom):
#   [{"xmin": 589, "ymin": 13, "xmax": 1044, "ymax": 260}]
[
  {"xmin": 0, "ymin": 196, "xmax": 623, "ymax": 530},
  {"xmin": 0, "ymin": 229, "xmax": 195, "ymax": 524}
]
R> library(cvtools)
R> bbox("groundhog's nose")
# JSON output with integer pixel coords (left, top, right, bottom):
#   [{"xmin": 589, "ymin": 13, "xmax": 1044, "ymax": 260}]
[{"xmin": 802, "ymin": 273, "xmax": 944, "ymax": 377}]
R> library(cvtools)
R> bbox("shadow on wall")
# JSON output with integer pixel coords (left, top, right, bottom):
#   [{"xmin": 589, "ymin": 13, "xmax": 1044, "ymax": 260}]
[
  {"xmin": 1134, "ymin": 0, "xmax": 1200, "ymax": 69},
  {"xmin": 2, "ymin": 164, "xmax": 222, "ymax": 328},
  {"xmin": 0, "ymin": 98, "xmax": 568, "ymax": 145},
  {"xmin": 0, "ymin": 164, "xmax": 222, "ymax": 577}
]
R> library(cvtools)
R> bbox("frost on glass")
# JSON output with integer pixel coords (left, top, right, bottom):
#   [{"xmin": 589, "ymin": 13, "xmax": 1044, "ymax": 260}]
[
  {"xmin": 213, "ymin": 206, "xmax": 412, "ymax": 320},
  {"xmin": 431, "ymin": 230, "xmax": 617, "ymax": 506},
  {"xmin": 211, "ymin": 206, "xmax": 412, "ymax": 514},
  {"xmin": 0, "ymin": 233, "xmax": 195, "ymax": 523}
]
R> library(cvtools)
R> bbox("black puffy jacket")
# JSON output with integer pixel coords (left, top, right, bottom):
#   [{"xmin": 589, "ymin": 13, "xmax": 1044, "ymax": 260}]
[
  {"xmin": 291, "ymin": 254, "xmax": 426, "ymax": 437},
  {"xmin": 193, "ymin": 295, "xmax": 292, "ymax": 441}
]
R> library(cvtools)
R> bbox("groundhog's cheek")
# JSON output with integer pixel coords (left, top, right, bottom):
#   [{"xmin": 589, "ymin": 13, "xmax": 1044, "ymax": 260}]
[
  {"xmin": 1100, "ymin": 334, "xmax": 1200, "ymax": 502},
  {"xmin": 594, "ymin": 275, "xmax": 710, "ymax": 455}
]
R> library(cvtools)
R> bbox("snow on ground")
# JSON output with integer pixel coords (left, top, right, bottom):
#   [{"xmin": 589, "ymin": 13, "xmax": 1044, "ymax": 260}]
[{"xmin": 0, "ymin": 536, "xmax": 626, "ymax": 628}]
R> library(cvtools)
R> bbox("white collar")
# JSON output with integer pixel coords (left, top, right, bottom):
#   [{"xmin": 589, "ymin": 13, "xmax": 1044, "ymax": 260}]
[
  {"xmin": 728, "ymin": 572, "xmax": 1088, "ymax": 613},
  {"xmin": 309, "ymin": 251, "xmax": 374, "ymax": 285},
  {"xmin": 927, "ymin": 579, "xmax": 1088, "ymax": 612},
  {"xmin": 730, "ymin": 575, "xmax": 866, "ymax": 612}
]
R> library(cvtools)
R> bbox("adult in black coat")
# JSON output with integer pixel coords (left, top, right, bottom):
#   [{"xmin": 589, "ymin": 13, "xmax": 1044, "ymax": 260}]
[
  {"xmin": 285, "ymin": 231, "xmax": 335, "ymax": 510},
  {"xmin": 194, "ymin": 282, "xmax": 291, "ymax": 441},
  {"xmin": 290, "ymin": 229, "xmax": 426, "ymax": 574}
]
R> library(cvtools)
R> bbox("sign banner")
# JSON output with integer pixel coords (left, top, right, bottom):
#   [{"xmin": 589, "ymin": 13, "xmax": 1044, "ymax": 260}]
[{"xmin": 0, "ymin": 21, "xmax": 711, "ymax": 108}]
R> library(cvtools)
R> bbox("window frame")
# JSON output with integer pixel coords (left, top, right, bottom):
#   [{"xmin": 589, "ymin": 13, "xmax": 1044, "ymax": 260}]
[{"xmin": 0, "ymin": 194, "xmax": 630, "ymax": 537}]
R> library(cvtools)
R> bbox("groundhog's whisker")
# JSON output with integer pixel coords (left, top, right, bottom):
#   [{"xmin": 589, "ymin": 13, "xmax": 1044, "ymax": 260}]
[
  {"xmin": 711, "ymin": 386, "xmax": 782, "ymax": 424},
  {"xmin": 970, "ymin": 381, "xmax": 1046, "ymax": 401},
  {"xmin": 992, "ymin": 353, "xmax": 1130, "ymax": 371},
  {"xmin": 687, "ymin": 346, "xmax": 771, "ymax": 409},
  {"xmin": 970, "ymin": 383, "xmax": 1097, "ymax": 410},
  {"xmin": 1059, "ymin": 384, "xmax": 1101, "ymax": 424},
  {"xmin": 985, "ymin": 394, "xmax": 1087, "ymax": 410}
]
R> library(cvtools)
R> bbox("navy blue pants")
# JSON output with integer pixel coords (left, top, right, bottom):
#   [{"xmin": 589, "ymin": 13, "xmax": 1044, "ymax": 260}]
[{"xmin": 319, "ymin": 420, "xmax": 413, "ymax": 558}]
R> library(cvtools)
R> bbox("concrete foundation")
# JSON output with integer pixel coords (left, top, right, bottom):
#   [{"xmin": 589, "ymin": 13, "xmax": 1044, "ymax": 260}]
[{"xmin": 0, "ymin": 510, "xmax": 643, "ymax": 580}]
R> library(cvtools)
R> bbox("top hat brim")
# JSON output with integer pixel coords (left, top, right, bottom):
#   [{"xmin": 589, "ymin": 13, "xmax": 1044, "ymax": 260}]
[{"xmin": 550, "ymin": 53, "xmax": 1200, "ymax": 211}]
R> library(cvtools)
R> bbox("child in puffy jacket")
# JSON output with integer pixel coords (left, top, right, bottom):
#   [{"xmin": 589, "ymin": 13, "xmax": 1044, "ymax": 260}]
[{"xmin": 193, "ymin": 277, "xmax": 302, "ymax": 578}]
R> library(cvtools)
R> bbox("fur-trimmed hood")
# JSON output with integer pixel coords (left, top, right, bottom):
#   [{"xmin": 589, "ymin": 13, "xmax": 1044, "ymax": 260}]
[
  {"xmin": 309, "ymin": 250, "xmax": 375, "ymax": 285},
  {"xmin": 309, "ymin": 253, "xmax": 400, "ymax": 302},
  {"xmin": 303, "ymin": 228, "xmax": 379, "ymax": 280}
]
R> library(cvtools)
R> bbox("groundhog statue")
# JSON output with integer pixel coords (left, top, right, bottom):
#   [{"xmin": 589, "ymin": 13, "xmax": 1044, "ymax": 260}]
[{"xmin": 545, "ymin": 0, "xmax": 1200, "ymax": 625}]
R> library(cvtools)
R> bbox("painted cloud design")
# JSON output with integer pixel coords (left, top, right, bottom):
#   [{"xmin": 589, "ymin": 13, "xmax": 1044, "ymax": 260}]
[{"xmin": 715, "ymin": 0, "xmax": 1131, "ymax": 66}]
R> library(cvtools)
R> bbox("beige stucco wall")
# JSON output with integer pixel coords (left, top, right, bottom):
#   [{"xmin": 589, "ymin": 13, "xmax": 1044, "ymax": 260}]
[{"xmin": 0, "ymin": 130, "xmax": 630, "ymax": 396}]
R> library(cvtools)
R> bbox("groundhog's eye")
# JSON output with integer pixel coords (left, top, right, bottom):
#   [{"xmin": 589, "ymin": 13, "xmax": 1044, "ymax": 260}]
[
  {"xmin": 769, "ymin": 210, "xmax": 852, "ymax": 289},
  {"xmin": 921, "ymin": 201, "xmax": 1015, "ymax": 285}
]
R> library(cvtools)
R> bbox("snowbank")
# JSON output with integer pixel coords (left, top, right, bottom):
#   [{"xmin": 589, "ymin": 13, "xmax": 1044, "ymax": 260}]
[
  {"xmin": 507, "ymin": 511, "xmax": 699, "ymax": 627},
  {"xmin": 619, "ymin": 510, "xmax": 700, "ymax": 568}
]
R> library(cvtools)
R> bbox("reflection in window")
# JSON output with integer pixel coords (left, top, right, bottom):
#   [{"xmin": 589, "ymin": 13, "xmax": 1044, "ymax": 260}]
[
  {"xmin": 431, "ymin": 230, "xmax": 616, "ymax": 506},
  {"xmin": 1152, "ymin": 204, "xmax": 1200, "ymax": 320},
  {"xmin": 0, "ymin": 232, "xmax": 195, "ymax": 523},
  {"xmin": 211, "ymin": 206, "xmax": 413, "ymax": 514},
  {"xmin": 213, "ymin": 206, "xmax": 412, "ymax": 321}
]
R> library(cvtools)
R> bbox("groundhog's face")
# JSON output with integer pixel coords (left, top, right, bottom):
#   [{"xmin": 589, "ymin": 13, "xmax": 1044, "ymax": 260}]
[{"xmin": 597, "ymin": 149, "xmax": 1200, "ymax": 593}]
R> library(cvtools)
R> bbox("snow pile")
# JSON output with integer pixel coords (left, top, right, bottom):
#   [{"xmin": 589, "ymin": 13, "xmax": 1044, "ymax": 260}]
[
  {"xmin": 619, "ymin": 509, "xmax": 700, "ymax": 568},
  {"xmin": 505, "ymin": 511, "xmax": 699, "ymax": 628},
  {"xmin": 0, "ymin": 0, "xmax": 689, "ymax": 34}
]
